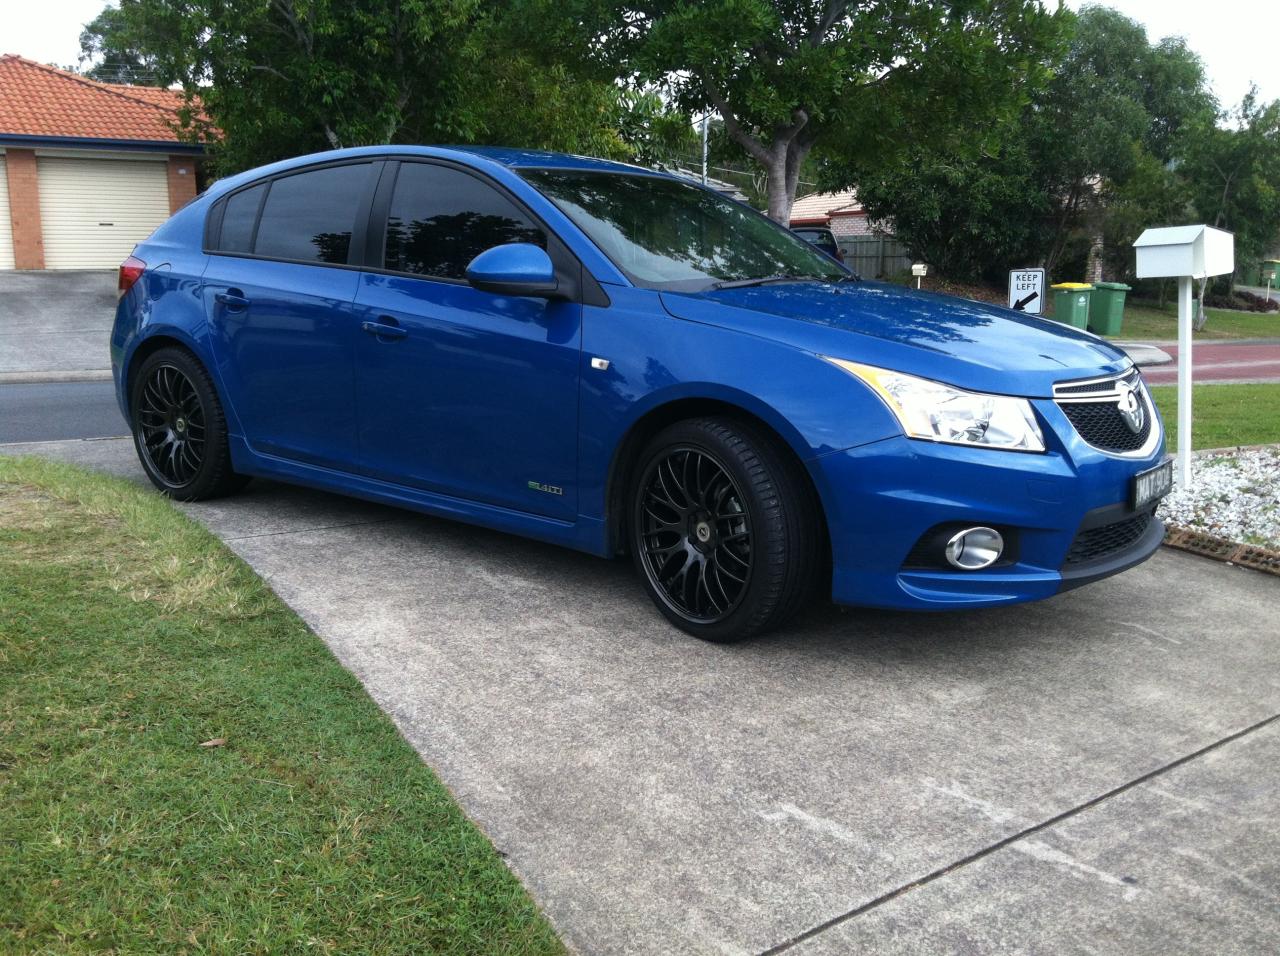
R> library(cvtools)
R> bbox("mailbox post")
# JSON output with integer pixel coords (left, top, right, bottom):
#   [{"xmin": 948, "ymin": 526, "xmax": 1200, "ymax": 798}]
[{"xmin": 1133, "ymin": 225, "xmax": 1235, "ymax": 488}]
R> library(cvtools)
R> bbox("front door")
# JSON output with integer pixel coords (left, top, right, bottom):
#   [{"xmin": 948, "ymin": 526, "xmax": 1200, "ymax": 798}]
[{"xmin": 354, "ymin": 161, "xmax": 581, "ymax": 520}]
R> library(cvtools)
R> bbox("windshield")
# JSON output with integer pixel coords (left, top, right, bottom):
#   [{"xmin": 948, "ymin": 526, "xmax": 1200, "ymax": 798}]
[{"xmin": 520, "ymin": 169, "xmax": 851, "ymax": 292}]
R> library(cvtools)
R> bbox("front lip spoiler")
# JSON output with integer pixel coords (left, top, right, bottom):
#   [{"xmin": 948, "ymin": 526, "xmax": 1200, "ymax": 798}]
[{"xmin": 1057, "ymin": 510, "xmax": 1166, "ymax": 593}]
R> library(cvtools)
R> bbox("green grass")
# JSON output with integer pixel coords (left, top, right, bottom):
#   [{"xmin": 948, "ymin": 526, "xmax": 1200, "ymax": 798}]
[
  {"xmin": 1149, "ymin": 383, "xmax": 1280, "ymax": 450},
  {"xmin": 0, "ymin": 456, "xmax": 563, "ymax": 955},
  {"xmin": 1098, "ymin": 301, "xmax": 1280, "ymax": 341}
]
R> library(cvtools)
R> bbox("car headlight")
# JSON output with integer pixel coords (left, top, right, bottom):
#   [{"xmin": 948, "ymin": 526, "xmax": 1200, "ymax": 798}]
[{"xmin": 826, "ymin": 358, "xmax": 1045, "ymax": 452}]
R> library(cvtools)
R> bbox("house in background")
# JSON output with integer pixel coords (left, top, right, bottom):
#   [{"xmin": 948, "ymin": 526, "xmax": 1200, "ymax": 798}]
[
  {"xmin": 0, "ymin": 55, "xmax": 204, "ymax": 270},
  {"xmin": 788, "ymin": 190, "xmax": 877, "ymax": 240}
]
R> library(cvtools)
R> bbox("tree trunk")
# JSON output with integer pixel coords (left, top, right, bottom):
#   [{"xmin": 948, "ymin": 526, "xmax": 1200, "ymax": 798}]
[
  {"xmin": 764, "ymin": 146, "xmax": 792, "ymax": 223},
  {"xmin": 1194, "ymin": 275, "xmax": 1209, "ymax": 331}
]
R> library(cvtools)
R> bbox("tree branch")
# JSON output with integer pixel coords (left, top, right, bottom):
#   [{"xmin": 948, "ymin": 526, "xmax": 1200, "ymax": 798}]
[{"xmin": 702, "ymin": 78, "xmax": 773, "ymax": 166}]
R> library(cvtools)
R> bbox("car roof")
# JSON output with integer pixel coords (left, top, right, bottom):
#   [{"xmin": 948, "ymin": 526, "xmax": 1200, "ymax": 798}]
[
  {"xmin": 204, "ymin": 144, "xmax": 670, "ymax": 200},
  {"xmin": 448, "ymin": 146, "xmax": 656, "ymax": 175}
]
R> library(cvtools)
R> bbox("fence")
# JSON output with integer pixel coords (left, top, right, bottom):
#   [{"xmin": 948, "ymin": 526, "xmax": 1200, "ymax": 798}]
[{"xmin": 838, "ymin": 236, "xmax": 912, "ymax": 279}]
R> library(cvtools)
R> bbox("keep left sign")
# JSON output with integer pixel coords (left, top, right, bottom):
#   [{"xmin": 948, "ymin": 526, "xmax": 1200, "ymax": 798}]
[{"xmin": 1008, "ymin": 269, "xmax": 1046, "ymax": 314}]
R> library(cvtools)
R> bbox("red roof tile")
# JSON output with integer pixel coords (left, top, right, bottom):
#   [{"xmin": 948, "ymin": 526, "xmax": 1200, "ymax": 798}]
[{"xmin": 0, "ymin": 54, "xmax": 201, "ymax": 144}]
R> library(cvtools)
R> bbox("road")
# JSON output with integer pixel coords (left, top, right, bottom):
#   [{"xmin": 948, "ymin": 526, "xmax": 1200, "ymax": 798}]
[
  {"xmin": 0, "ymin": 381, "xmax": 127, "ymax": 443},
  {"xmin": 1141, "ymin": 341, "xmax": 1280, "ymax": 385},
  {"xmin": 3, "ymin": 434, "xmax": 1277, "ymax": 956}
]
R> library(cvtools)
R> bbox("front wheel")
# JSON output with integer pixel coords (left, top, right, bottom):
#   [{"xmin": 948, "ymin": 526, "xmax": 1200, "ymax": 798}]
[
  {"xmin": 629, "ymin": 417, "xmax": 820, "ymax": 642},
  {"xmin": 130, "ymin": 346, "xmax": 249, "ymax": 501}
]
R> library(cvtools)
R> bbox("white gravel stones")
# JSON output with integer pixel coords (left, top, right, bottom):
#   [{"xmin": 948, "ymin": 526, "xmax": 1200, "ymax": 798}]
[{"xmin": 1159, "ymin": 446, "xmax": 1280, "ymax": 550}]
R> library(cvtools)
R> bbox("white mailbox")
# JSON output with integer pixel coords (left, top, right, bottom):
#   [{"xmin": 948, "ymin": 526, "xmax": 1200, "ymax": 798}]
[
  {"xmin": 1131, "ymin": 225, "xmax": 1235, "ymax": 491},
  {"xmin": 1133, "ymin": 224, "xmax": 1234, "ymax": 279}
]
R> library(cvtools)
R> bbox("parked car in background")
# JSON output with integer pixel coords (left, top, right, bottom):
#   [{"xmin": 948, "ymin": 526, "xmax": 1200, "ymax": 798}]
[
  {"xmin": 112, "ymin": 146, "xmax": 1171, "ymax": 643},
  {"xmin": 791, "ymin": 226, "xmax": 844, "ymax": 263}
]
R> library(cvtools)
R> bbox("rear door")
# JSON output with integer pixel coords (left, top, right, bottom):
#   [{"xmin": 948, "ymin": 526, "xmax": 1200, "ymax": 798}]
[
  {"xmin": 353, "ymin": 160, "xmax": 582, "ymax": 519},
  {"xmin": 203, "ymin": 161, "xmax": 380, "ymax": 470}
]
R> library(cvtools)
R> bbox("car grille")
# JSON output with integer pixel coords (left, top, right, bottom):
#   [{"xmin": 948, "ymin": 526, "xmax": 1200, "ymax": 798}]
[
  {"xmin": 1054, "ymin": 369, "xmax": 1155, "ymax": 455},
  {"xmin": 1064, "ymin": 509, "xmax": 1154, "ymax": 566}
]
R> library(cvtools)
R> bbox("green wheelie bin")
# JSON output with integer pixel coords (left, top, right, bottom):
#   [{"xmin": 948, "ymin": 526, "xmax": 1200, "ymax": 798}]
[
  {"xmin": 1088, "ymin": 281, "xmax": 1131, "ymax": 335},
  {"xmin": 1050, "ymin": 283, "xmax": 1093, "ymax": 329}
]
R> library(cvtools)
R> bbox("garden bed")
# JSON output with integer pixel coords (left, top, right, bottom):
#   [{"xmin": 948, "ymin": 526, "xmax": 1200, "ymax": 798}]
[{"xmin": 1158, "ymin": 445, "xmax": 1280, "ymax": 576}]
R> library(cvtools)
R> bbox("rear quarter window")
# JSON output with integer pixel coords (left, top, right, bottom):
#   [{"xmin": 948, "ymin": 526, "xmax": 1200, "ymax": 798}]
[
  {"xmin": 253, "ymin": 164, "xmax": 372, "ymax": 264},
  {"xmin": 208, "ymin": 163, "xmax": 373, "ymax": 265},
  {"xmin": 216, "ymin": 183, "xmax": 266, "ymax": 254}
]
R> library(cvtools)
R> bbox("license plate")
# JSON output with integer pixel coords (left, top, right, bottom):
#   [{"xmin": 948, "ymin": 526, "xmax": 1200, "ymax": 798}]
[{"xmin": 1131, "ymin": 458, "xmax": 1173, "ymax": 510}]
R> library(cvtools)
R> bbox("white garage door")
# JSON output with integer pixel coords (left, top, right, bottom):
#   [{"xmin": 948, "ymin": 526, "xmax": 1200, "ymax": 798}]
[
  {"xmin": 0, "ymin": 157, "xmax": 15, "ymax": 269},
  {"xmin": 38, "ymin": 157, "xmax": 170, "ymax": 269}
]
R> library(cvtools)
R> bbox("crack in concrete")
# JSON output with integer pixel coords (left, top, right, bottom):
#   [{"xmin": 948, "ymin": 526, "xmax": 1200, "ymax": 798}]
[{"xmin": 757, "ymin": 711, "xmax": 1280, "ymax": 955}]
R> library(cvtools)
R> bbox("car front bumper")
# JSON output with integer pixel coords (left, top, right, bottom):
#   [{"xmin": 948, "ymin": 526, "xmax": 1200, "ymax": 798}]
[{"xmin": 813, "ymin": 398, "xmax": 1167, "ymax": 611}]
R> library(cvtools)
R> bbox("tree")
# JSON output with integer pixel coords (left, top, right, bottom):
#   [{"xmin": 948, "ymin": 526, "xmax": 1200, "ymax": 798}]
[
  {"xmin": 558, "ymin": 0, "xmax": 1064, "ymax": 223},
  {"xmin": 1181, "ymin": 90, "xmax": 1280, "ymax": 325},
  {"xmin": 78, "ymin": 0, "xmax": 687, "ymax": 175},
  {"xmin": 846, "ymin": 5, "xmax": 1217, "ymax": 282}
]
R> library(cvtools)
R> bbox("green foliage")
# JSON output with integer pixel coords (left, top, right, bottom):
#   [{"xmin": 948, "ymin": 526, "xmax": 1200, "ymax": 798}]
[
  {"xmin": 849, "ymin": 5, "xmax": 1219, "ymax": 283},
  {"xmin": 559, "ymin": 0, "xmax": 1064, "ymax": 221},
  {"xmin": 79, "ymin": 0, "xmax": 686, "ymax": 175},
  {"xmin": 1182, "ymin": 90, "xmax": 1280, "ymax": 273}
]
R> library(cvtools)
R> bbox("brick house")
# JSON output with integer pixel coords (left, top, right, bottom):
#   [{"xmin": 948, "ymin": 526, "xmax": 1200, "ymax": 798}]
[
  {"xmin": 789, "ymin": 190, "xmax": 877, "ymax": 239},
  {"xmin": 0, "ymin": 55, "xmax": 204, "ymax": 270}
]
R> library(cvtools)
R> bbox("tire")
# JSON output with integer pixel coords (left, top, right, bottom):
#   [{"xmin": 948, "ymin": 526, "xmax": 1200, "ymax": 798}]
[
  {"xmin": 629, "ymin": 417, "xmax": 821, "ymax": 642},
  {"xmin": 129, "ymin": 346, "xmax": 250, "ymax": 501}
]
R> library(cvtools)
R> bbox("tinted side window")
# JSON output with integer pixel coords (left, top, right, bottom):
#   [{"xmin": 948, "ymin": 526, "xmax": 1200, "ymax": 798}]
[
  {"xmin": 253, "ymin": 164, "xmax": 371, "ymax": 265},
  {"xmin": 216, "ymin": 182, "xmax": 265, "ymax": 254},
  {"xmin": 384, "ymin": 163, "xmax": 545, "ymax": 280}
]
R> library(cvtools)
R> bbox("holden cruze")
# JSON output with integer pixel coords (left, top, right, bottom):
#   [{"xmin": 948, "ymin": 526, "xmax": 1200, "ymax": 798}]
[{"xmin": 111, "ymin": 146, "xmax": 1172, "ymax": 642}]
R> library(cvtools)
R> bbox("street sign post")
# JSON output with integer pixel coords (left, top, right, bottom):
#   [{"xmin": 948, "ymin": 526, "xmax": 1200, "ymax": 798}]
[{"xmin": 1008, "ymin": 268, "xmax": 1046, "ymax": 314}]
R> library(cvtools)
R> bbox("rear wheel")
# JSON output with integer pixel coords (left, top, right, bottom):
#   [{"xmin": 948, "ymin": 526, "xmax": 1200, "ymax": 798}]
[
  {"xmin": 130, "ymin": 347, "xmax": 248, "ymax": 501},
  {"xmin": 629, "ymin": 417, "xmax": 820, "ymax": 642}
]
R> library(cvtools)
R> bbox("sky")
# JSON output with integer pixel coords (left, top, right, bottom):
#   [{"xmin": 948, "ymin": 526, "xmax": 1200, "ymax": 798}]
[{"xmin": 2, "ymin": 0, "xmax": 1276, "ymax": 107}]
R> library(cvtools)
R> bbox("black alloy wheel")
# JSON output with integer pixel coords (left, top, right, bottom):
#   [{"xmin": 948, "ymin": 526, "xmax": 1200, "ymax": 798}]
[
  {"xmin": 136, "ymin": 363, "xmax": 206, "ymax": 487},
  {"xmin": 130, "ymin": 346, "xmax": 249, "ymax": 501},
  {"xmin": 630, "ymin": 417, "xmax": 821, "ymax": 642},
  {"xmin": 637, "ymin": 445, "xmax": 753, "ymax": 623}
]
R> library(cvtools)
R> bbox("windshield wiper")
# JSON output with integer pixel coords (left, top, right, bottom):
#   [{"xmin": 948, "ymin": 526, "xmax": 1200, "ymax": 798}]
[{"xmin": 712, "ymin": 273, "xmax": 829, "ymax": 290}]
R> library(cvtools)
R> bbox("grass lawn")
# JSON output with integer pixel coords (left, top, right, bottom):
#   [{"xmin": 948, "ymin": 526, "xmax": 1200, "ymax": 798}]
[
  {"xmin": 0, "ymin": 456, "xmax": 563, "ymax": 955},
  {"xmin": 1106, "ymin": 301, "xmax": 1280, "ymax": 341},
  {"xmin": 1148, "ymin": 383, "xmax": 1280, "ymax": 450}
]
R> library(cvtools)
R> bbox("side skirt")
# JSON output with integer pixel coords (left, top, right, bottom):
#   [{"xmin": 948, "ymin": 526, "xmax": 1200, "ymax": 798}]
[{"xmin": 227, "ymin": 436, "xmax": 612, "ymax": 557}]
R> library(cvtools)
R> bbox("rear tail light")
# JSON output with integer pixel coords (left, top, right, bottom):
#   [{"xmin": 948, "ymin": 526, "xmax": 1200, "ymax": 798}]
[{"xmin": 118, "ymin": 255, "xmax": 146, "ymax": 298}]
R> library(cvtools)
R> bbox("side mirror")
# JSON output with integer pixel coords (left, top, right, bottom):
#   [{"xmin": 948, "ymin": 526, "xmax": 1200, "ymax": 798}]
[{"xmin": 465, "ymin": 243, "xmax": 560, "ymax": 298}]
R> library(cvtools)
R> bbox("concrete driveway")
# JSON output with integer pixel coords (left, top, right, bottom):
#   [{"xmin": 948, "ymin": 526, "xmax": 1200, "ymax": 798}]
[
  {"xmin": 4, "ymin": 436, "xmax": 1278, "ymax": 955},
  {"xmin": 0, "ymin": 270, "xmax": 116, "ymax": 382}
]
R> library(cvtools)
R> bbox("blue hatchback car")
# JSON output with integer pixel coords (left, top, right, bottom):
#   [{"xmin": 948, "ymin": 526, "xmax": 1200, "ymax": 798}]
[{"xmin": 112, "ymin": 146, "xmax": 1172, "ymax": 641}]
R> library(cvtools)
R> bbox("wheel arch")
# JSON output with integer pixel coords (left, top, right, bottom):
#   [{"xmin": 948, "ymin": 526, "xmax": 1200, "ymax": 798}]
[
  {"xmin": 604, "ymin": 397, "xmax": 832, "ymax": 591},
  {"xmin": 122, "ymin": 332, "xmax": 222, "ymax": 419}
]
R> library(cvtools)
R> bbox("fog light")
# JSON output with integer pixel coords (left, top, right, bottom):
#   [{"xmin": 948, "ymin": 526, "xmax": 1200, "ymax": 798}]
[{"xmin": 944, "ymin": 527, "xmax": 1004, "ymax": 570}]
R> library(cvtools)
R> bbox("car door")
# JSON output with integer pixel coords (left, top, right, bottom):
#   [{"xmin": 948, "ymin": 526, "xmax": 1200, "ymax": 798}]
[
  {"xmin": 353, "ymin": 160, "xmax": 581, "ymax": 520},
  {"xmin": 203, "ymin": 161, "xmax": 379, "ymax": 469}
]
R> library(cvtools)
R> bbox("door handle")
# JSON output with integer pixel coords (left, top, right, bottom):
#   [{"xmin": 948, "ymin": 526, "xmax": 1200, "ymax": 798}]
[
  {"xmin": 361, "ymin": 319, "xmax": 408, "ymax": 340},
  {"xmin": 215, "ymin": 289, "xmax": 250, "ymax": 310}
]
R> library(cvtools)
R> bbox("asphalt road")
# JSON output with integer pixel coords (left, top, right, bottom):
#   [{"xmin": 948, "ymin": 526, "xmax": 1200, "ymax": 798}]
[
  {"xmin": 0, "ymin": 381, "xmax": 128, "ymax": 443},
  {"xmin": 3, "ymin": 435, "xmax": 1277, "ymax": 956},
  {"xmin": 1143, "ymin": 341, "xmax": 1280, "ymax": 385}
]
